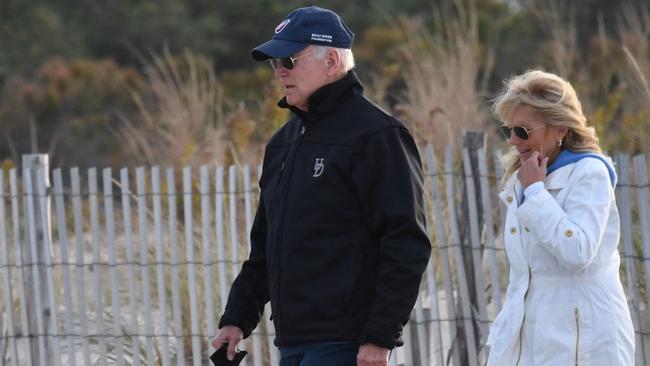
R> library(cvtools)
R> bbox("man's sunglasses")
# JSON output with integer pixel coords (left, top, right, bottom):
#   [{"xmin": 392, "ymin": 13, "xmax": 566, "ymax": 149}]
[
  {"xmin": 269, "ymin": 52, "xmax": 315, "ymax": 70},
  {"xmin": 500, "ymin": 125, "xmax": 545, "ymax": 140}
]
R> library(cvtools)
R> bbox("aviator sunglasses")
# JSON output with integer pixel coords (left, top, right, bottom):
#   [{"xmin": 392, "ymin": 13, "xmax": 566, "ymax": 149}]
[
  {"xmin": 500, "ymin": 125, "xmax": 545, "ymax": 140},
  {"xmin": 269, "ymin": 51, "xmax": 315, "ymax": 70}
]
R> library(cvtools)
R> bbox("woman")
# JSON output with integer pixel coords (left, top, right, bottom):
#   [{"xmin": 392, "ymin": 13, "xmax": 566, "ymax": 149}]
[{"xmin": 486, "ymin": 70, "xmax": 635, "ymax": 365}]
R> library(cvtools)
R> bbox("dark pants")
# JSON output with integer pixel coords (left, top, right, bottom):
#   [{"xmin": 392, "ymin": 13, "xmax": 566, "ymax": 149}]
[{"xmin": 279, "ymin": 342, "xmax": 358, "ymax": 366}]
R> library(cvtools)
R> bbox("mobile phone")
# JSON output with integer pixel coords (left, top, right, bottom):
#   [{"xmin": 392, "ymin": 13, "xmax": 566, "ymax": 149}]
[{"xmin": 209, "ymin": 343, "xmax": 247, "ymax": 366}]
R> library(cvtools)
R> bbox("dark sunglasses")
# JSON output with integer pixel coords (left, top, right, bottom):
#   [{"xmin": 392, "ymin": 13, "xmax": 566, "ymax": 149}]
[
  {"xmin": 269, "ymin": 52, "xmax": 315, "ymax": 70},
  {"xmin": 500, "ymin": 125, "xmax": 545, "ymax": 140}
]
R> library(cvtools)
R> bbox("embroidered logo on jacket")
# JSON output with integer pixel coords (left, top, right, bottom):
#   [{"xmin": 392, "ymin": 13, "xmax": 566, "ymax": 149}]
[{"xmin": 313, "ymin": 158, "xmax": 325, "ymax": 177}]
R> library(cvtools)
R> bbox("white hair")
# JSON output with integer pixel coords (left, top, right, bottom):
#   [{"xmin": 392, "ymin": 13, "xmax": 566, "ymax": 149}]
[{"xmin": 312, "ymin": 45, "xmax": 355, "ymax": 72}]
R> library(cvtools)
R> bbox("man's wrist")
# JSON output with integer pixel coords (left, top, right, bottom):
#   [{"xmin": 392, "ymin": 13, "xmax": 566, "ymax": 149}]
[
  {"xmin": 361, "ymin": 342, "xmax": 389, "ymax": 350},
  {"xmin": 359, "ymin": 329, "xmax": 399, "ymax": 349}
]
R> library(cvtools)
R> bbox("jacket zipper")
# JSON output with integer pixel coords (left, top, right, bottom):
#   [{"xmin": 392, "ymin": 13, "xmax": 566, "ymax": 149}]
[
  {"xmin": 574, "ymin": 307, "xmax": 580, "ymax": 365},
  {"xmin": 515, "ymin": 267, "xmax": 532, "ymax": 366},
  {"xmin": 274, "ymin": 122, "xmax": 307, "ymax": 344}
]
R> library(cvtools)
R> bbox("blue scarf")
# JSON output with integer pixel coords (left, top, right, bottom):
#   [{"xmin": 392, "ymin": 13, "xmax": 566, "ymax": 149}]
[{"xmin": 547, "ymin": 150, "xmax": 617, "ymax": 187}]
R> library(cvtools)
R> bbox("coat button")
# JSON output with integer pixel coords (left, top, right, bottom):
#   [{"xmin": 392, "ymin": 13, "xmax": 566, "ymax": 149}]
[
  {"xmin": 506, "ymin": 196, "xmax": 514, "ymax": 204},
  {"xmin": 510, "ymin": 227, "xmax": 517, "ymax": 234},
  {"xmin": 565, "ymin": 229, "xmax": 573, "ymax": 237}
]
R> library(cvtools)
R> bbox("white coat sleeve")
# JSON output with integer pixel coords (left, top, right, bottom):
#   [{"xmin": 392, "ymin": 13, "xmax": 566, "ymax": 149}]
[{"xmin": 515, "ymin": 160, "xmax": 614, "ymax": 271}]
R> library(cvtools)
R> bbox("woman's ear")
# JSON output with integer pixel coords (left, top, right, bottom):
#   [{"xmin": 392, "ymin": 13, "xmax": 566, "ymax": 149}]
[{"xmin": 557, "ymin": 126, "xmax": 569, "ymax": 140}]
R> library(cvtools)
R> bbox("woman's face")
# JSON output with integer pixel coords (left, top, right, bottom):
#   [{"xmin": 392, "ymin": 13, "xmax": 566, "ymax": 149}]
[{"xmin": 505, "ymin": 105, "xmax": 566, "ymax": 162}]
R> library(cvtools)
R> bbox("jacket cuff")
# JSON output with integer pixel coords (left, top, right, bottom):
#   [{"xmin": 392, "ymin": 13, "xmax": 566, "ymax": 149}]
[
  {"xmin": 218, "ymin": 307, "xmax": 254, "ymax": 339},
  {"xmin": 360, "ymin": 320, "xmax": 404, "ymax": 349}
]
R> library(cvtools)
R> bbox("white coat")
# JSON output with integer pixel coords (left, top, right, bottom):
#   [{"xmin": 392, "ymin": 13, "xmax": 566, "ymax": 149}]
[{"xmin": 486, "ymin": 157, "xmax": 635, "ymax": 365}]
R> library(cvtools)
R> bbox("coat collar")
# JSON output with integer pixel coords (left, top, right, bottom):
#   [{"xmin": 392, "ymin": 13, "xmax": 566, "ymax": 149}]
[
  {"xmin": 499, "ymin": 163, "xmax": 576, "ymax": 204},
  {"xmin": 544, "ymin": 163, "xmax": 576, "ymax": 190},
  {"xmin": 278, "ymin": 70, "xmax": 363, "ymax": 122}
]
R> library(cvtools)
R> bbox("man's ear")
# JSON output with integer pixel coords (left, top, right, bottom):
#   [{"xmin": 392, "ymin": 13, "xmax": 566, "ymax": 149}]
[{"xmin": 326, "ymin": 49, "xmax": 340, "ymax": 75}]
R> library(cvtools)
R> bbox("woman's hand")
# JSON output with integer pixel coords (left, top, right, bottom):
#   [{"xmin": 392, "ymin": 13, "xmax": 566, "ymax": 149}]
[{"xmin": 518, "ymin": 151, "xmax": 548, "ymax": 188}]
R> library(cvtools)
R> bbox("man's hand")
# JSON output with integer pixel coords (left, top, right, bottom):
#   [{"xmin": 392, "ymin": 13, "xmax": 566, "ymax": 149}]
[
  {"xmin": 518, "ymin": 151, "xmax": 548, "ymax": 188},
  {"xmin": 211, "ymin": 325, "xmax": 243, "ymax": 361},
  {"xmin": 357, "ymin": 343, "xmax": 390, "ymax": 366}
]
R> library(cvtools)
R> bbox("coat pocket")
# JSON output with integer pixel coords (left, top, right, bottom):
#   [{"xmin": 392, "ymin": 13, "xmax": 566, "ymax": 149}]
[
  {"xmin": 585, "ymin": 311, "xmax": 619, "ymax": 365},
  {"xmin": 531, "ymin": 304, "xmax": 590, "ymax": 365}
]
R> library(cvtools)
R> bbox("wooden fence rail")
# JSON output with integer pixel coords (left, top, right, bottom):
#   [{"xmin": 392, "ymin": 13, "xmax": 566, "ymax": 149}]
[{"xmin": 1, "ymin": 143, "xmax": 649, "ymax": 365}]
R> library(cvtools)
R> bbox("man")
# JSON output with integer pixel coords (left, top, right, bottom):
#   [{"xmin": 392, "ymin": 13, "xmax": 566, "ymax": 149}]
[{"xmin": 212, "ymin": 6, "xmax": 431, "ymax": 365}]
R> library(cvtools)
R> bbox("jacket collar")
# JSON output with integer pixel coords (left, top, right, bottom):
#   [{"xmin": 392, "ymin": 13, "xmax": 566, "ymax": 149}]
[
  {"xmin": 278, "ymin": 70, "xmax": 363, "ymax": 122},
  {"xmin": 544, "ymin": 163, "xmax": 575, "ymax": 190},
  {"xmin": 548, "ymin": 150, "xmax": 617, "ymax": 187},
  {"xmin": 498, "ymin": 163, "xmax": 575, "ymax": 204}
]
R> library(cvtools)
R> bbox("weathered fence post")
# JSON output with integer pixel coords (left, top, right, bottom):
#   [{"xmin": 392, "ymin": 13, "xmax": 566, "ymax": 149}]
[
  {"xmin": 22, "ymin": 154, "xmax": 52, "ymax": 366},
  {"xmin": 458, "ymin": 132, "xmax": 487, "ymax": 360}
]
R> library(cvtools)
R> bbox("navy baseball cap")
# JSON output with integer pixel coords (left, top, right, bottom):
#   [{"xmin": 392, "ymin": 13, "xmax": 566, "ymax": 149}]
[{"xmin": 251, "ymin": 6, "xmax": 355, "ymax": 61}]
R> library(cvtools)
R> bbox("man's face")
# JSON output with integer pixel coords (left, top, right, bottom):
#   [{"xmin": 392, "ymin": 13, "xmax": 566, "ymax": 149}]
[{"xmin": 273, "ymin": 46, "xmax": 329, "ymax": 111}]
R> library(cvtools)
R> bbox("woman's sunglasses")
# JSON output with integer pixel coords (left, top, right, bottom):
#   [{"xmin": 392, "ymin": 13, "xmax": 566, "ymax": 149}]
[
  {"xmin": 269, "ymin": 52, "xmax": 315, "ymax": 70},
  {"xmin": 500, "ymin": 125, "xmax": 545, "ymax": 140}
]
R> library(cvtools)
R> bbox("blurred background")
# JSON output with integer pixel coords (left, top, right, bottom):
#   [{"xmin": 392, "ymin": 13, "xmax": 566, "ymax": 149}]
[{"xmin": 1, "ymin": 0, "xmax": 648, "ymax": 170}]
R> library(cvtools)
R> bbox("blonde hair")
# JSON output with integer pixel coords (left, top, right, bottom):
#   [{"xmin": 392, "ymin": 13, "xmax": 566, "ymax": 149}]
[{"xmin": 493, "ymin": 70, "xmax": 602, "ymax": 183}]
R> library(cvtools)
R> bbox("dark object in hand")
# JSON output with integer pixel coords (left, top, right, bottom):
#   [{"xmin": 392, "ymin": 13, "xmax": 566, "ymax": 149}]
[{"xmin": 210, "ymin": 343, "xmax": 247, "ymax": 366}]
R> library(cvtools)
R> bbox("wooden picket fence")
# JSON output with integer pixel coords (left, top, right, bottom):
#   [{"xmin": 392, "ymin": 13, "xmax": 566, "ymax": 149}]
[{"xmin": 0, "ymin": 141, "xmax": 649, "ymax": 366}]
